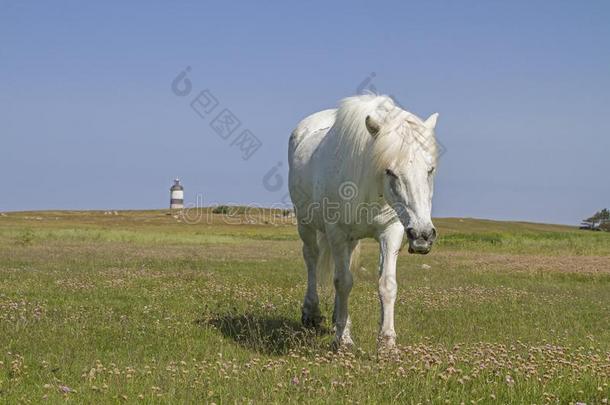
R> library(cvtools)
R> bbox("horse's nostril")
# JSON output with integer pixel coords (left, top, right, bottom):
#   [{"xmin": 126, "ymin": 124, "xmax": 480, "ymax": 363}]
[
  {"xmin": 406, "ymin": 228, "xmax": 417, "ymax": 240},
  {"xmin": 431, "ymin": 228, "xmax": 437, "ymax": 240}
]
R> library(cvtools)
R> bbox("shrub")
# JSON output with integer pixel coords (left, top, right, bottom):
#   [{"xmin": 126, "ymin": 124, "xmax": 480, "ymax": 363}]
[{"xmin": 212, "ymin": 205, "xmax": 230, "ymax": 215}]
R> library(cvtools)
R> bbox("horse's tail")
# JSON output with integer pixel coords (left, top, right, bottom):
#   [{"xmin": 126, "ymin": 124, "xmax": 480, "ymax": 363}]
[
  {"xmin": 316, "ymin": 232, "xmax": 361, "ymax": 290},
  {"xmin": 316, "ymin": 231, "xmax": 334, "ymax": 289},
  {"xmin": 350, "ymin": 241, "xmax": 362, "ymax": 274}
]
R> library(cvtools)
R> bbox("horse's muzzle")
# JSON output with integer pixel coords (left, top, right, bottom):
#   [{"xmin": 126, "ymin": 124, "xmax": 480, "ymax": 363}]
[
  {"xmin": 406, "ymin": 226, "xmax": 436, "ymax": 254},
  {"xmin": 408, "ymin": 243, "xmax": 432, "ymax": 255}
]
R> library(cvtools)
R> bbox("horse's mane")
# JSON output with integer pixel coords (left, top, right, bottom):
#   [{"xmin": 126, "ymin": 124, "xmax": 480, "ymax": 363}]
[{"xmin": 331, "ymin": 94, "xmax": 437, "ymax": 192}]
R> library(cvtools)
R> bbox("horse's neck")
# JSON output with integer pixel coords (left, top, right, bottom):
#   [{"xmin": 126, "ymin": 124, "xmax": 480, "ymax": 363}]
[
  {"xmin": 340, "ymin": 166, "xmax": 382, "ymax": 203},
  {"xmin": 323, "ymin": 135, "xmax": 378, "ymax": 201}
]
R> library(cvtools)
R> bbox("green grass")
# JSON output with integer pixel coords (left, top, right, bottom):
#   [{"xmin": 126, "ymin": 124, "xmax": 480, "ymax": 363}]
[
  {"xmin": 0, "ymin": 210, "xmax": 609, "ymax": 403},
  {"xmin": 437, "ymin": 230, "xmax": 610, "ymax": 255}
]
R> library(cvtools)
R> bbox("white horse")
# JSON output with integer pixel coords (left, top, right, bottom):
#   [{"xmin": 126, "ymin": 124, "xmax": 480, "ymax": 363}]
[{"xmin": 288, "ymin": 94, "xmax": 439, "ymax": 349}]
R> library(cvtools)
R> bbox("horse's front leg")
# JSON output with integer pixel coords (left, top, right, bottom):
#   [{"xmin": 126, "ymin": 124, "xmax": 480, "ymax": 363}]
[{"xmin": 377, "ymin": 223, "xmax": 404, "ymax": 350}]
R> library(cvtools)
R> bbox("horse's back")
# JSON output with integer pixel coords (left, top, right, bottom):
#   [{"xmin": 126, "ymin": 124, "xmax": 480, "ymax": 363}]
[{"xmin": 289, "ymin": 109, "xmax": 336, "ymax": 157}]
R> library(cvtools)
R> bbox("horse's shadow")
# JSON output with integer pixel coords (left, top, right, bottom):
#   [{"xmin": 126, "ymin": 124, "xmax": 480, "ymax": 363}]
[{"xmin": 195, "ymin": 312, "xmax": 330, "ymax": 355}]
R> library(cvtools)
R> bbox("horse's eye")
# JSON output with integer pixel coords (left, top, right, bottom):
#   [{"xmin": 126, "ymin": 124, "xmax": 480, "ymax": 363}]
[
  {"xmin": 385, "ymin": 169, "xmax": 398, "ymax": 178},
  {"xmin": 428, "ymin": 167, "xmax": 435, "ymax": 175}
]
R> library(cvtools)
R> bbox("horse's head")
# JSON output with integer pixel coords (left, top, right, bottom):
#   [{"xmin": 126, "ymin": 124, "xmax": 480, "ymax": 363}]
[{"xmin": 366, "ymin": 110, "xmax": 439, "ymax": 254}]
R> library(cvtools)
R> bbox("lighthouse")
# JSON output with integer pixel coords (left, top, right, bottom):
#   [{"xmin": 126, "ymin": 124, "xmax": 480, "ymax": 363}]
[{"xmin": 170, "ymin": 179, "xmax": 184, "ymax": 209}]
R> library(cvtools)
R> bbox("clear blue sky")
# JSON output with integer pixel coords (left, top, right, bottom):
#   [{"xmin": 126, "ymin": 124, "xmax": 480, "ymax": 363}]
[{"xmin": 1, "ymin": 1, "xmax": 609, "ymax": 224}]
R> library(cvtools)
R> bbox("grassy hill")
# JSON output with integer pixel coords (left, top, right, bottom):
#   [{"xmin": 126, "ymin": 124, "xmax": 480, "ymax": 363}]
[{"xmin": 0, "ymin": 210, "xmax": 609, "ymax": 403}]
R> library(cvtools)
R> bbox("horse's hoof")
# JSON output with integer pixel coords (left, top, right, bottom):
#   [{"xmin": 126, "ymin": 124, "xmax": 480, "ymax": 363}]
[
  {"xmin": 378, "ymin": 335, "xmax": 396, "ymax": 349},
  {"xmin": 301, "ymin": 311, "xmax": 324, "ymax": 329},
  {"xmin": 331, "ymin": 335, "xmax": 354, "ymax": 351},
  {"xmin": 377, "ymin": 336, "xmax": 399, "ymax": 359}
]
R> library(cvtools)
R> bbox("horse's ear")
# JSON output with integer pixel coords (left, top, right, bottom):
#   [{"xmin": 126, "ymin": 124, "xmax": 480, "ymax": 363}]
[
  {"xmin": 424, "ymin": 113, "xmax": 439, "ymax": 129},
  {"xmin": 365, "ymin": 115, "xmax": 381, "ymax": 138}
]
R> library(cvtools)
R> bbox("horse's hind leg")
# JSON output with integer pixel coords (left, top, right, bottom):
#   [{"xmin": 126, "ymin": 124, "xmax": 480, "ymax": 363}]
[
  {"xmin": 299, "ymin": 225, "xmax": 323, "ymax": 328},
  {"xmin": 328, "ymin": 235, "xmax": 357, "ymax": 348}
]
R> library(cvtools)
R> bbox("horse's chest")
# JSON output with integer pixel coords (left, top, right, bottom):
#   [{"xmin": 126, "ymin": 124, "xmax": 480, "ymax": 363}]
[{"xmin": 341, "ymin": 208, "xmax": 400, "ymax": 240}]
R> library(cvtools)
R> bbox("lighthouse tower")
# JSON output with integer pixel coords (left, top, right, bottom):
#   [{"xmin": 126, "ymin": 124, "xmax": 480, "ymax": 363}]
[{"xmin": 170, "ymin": 179, "xmax": 184, "ymax": 209}]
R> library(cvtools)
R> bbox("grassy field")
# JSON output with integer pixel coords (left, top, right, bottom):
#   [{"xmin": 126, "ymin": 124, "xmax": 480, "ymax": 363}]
[{"xmin": 0, "ymin": 209, "xmax": 609, "ymax": 404}]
